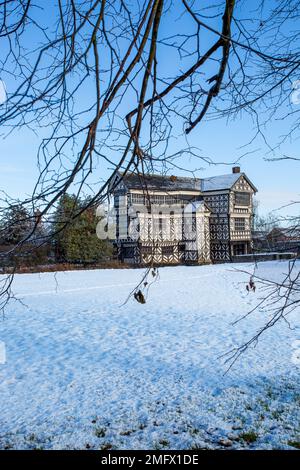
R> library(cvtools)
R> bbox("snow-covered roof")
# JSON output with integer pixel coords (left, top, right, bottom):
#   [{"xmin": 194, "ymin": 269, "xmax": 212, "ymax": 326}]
[
  {"xmin": 116, "ymin": 171, "xmax": 257, "ymax": 193},
  {"xmin": 202, "ymin": 172, "xmax": 257, "ymax": 192},
  {"xmin": 118, "ymin": 172, "xmax": 201, "ymax": 192},
  {"xmin": 202, "ymin": 173, "xmax": 252, "ymax": 191}
]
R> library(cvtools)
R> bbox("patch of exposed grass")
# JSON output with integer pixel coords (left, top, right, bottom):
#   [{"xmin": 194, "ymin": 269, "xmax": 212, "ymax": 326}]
[
  {"xmin": 159, "ymin": 439, "xmax": 170, "ymax": 447},
  {"xmin": 239, "ymin": 431, "xmax": 259, "ymax": 444},
  {"xmin": 287, "ymin": 440, "xmax": 300, "ymax": 449},
  {"xmin": 120, "ymin": 429, "xmax": 135, "ymax": 436},
  {"xmin": 271, "ymin": 409, "xmax": 283, "ymax": 420},
  {"xmin": 95, "ymin": 427, "xmax": 106, "ymax": 438},
  {"xmin": 100, "ymin": 442, "xmax": 113, "ymax": 450},
  {"xmin": 257, "ymin": 399, "xmax": 270, "ymax": 412},
  {"xmin": 189, "ymin": 428, "xmax": 200, "ymax": 436}
]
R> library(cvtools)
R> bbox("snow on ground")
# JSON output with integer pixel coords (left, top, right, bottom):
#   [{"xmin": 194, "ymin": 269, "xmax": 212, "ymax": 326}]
[{"xmin": 0, "ymin": 261, "xmax": 299, "ymax": 450}]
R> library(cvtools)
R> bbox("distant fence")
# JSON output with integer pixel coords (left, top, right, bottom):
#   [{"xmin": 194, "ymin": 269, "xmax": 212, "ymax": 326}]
[
  {"xmin": 233, "ymin": 252, "xmax": 298, "ymax": 263},
  {"xmin": 253, "ymin": 239, "xmax": 300, "ymax": 255}
]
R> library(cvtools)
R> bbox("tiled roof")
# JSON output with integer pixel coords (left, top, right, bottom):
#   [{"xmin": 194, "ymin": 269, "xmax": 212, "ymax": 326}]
[
  {"xmin": 118, "ymin": 172, "xmax": 201, "ymax": 191},
  {"xmin": 117, "ymin": 171, "xmax": 257, "ymax": 193},
  {"xmin": 201, "ymin": 173, "xmax": 241, "ymax": 191}
]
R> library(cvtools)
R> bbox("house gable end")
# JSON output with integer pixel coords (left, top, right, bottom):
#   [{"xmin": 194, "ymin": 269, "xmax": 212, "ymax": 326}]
[
  {"xmin": 109, "ymin": 171, "xmax": 128, "ymax": 194},
  {"xmin": 232, "ymin": 174, "xmax": 257, "ymax": 193}
]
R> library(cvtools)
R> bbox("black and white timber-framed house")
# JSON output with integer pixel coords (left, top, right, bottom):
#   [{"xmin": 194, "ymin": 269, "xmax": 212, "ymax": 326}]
[{"xmin": 110, "ymin": 166, "xmax": 257, "ymax": 265}]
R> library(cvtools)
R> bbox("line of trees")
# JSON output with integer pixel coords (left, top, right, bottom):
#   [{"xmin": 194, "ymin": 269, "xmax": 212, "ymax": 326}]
[
  {"xmin": 0, "ymin": 195, "xmax": 113, "ymax": 267},
  {"xmin": 53, "ymin": 194, "xmax": 113, "ymax": 263}
]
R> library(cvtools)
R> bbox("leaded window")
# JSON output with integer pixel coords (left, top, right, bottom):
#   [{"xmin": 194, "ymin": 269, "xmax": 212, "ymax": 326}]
[
  {"xmin": 162, "ymin": 245, "xmax": 174, "ymax": 256},
  {"xmin": 141, "ymin": 246, "xmax": 152, "ymax": 255},
  {"xmin": 235, "ymin": 192, "xmax": 250, "ymax": 206},
  {"xmin": 131, "ymin": 193, "xmax": 145, "ymax": 204},
  {"xmin": 234, "ymin": 217, "xmax": 246, "ymax": 231}
]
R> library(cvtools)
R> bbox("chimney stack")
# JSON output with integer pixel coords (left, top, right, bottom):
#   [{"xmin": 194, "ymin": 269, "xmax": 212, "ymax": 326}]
[{"xmin": 232, "ymin": 166, "xmax": 240, "ymax": 174}]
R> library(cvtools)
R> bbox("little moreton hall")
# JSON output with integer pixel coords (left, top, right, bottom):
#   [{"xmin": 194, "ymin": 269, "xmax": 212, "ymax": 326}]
[{"xmin": 111, "ymin": 167, "xmax": 257, "ymax": 265}]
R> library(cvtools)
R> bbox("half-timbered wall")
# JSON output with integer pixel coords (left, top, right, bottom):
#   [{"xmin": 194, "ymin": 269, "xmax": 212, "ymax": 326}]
[
  {"xmin": 229, "ymin": 176, "xmax": 254, "ymax": 245},
  {"xmin": 203, "ymin": 193, "xmax": 229, "ymax": 213},
  {"xmin": 202, "ymin": 193, "xmax": 231, "ymax": 261},
  {"xmin": 130, "ymin": 202, "xmax": 211, "ymax": 264},
  {"xmin": 112, "ymin": 173, "xmax": 255, "ymax": 265},
  {"xmin": 202, "ymin": 175, "xmax": 255, "ymax": 261}
]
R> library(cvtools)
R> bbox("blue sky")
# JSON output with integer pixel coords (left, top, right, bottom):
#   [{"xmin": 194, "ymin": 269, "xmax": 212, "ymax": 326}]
[
  {"xmin": 0, "ymin": 1, "xmax": 299, "ymax": 218},
  {"xmin": 1, "ymin": 109, "xmax": 299, "ymax": 217}
]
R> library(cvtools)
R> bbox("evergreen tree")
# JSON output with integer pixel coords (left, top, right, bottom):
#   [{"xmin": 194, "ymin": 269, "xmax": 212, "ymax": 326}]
[
  {"xmin": 53, "ymin": 194, "xmax": 113, "ymax": 263},
  {"xmin": 0, "ymin": 203, "xmax": 32, "ymax": 245}
]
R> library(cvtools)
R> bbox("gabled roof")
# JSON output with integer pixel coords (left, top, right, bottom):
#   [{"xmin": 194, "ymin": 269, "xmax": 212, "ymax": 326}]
[
  {"xmin": 117, "ymin": 171, "xmax": 201, "ymax": 192},
  {"xmin": 115, "ymin": 171, "xmax": 257, "ymax": 193},
  {"xmin": 268, "ymin": 227, "xmax": 300, "ymax": 239},
  {"xmin": 201, "ymin": 172, "xmax": 257, "ymax": 192}
]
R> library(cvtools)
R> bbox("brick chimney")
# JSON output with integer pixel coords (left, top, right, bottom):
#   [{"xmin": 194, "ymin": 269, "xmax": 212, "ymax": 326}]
[{"xmin": 232, "ymin": 166, "xmax": 240, "ymax": 174}]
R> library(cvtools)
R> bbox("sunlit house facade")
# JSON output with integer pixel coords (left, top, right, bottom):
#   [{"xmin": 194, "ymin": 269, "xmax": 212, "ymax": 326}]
[{"xmin": 110, "ymin": 167, "xmax": 257, "ymax": 264}]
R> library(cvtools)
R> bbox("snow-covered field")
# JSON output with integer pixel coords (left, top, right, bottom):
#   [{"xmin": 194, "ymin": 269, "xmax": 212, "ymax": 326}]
[{"xmin": 0, "ymin": 261, "xmax": 299, "ymax": 450}]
